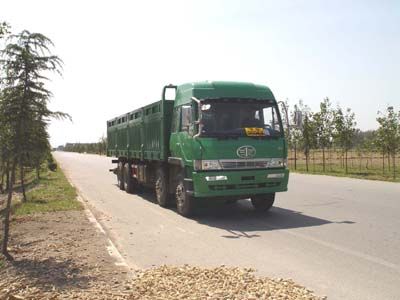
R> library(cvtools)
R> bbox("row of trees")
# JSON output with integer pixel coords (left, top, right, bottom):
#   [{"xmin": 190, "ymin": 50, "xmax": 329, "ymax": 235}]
[
  {"xmin": 0, "ymin": 22, "xmax": 67, "ymax": 258},
  {"xmin": 61, "ymin": 137, "xmax": 107, "ymax": 155},
  {"xmin": 282, "ymin": 98, "xmax": 400, "ymax": 178}
]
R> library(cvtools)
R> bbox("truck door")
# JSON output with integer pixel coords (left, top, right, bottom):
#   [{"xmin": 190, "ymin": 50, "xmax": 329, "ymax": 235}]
[{"xmin": 170, "ymin": 105, "xmax": 192, "ymax": 163}]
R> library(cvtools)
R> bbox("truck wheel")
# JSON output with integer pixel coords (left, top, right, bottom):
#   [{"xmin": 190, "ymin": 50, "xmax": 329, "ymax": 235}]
[
  {"xmin": 251, "ymin": 193, "xmax": 275, "ymax": 211},
  {"xmin": 155, "ymin": 168, "xmax": 170, "ymax": 207},
  {"xmin": 176, "ymin": 175, "xmax": 195, "ymax": 217},
  {"xmin": 124, "ymin": 163, "xmax": 135, "ymax": 194},
  {"xmin": 117, "ymin": 162, "xmax": 125, "ymax": 190}
]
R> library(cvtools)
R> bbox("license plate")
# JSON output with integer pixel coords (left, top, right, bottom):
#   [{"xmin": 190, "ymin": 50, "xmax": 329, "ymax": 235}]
[{"xmin": 245, "ymin": 127, "xmax": 264, "ymax": 136}]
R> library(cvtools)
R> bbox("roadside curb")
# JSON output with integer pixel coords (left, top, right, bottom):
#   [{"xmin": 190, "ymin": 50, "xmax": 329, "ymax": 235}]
[
  {"xmin": 56, "ymin": 159, "xmax": 135, "ymax": 271},
  {"xmin": 78, "ymin": 195, "xmax": 129, "ymax": 268}
]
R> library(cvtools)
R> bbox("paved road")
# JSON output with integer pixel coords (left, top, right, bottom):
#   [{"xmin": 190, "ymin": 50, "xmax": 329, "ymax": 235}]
[{"xmin": 54, "ymin": 152, "xmax": 400, "ymax": 300}]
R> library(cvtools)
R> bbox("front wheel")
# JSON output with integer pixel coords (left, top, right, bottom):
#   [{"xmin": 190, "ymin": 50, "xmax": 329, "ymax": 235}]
[
  {"xmin": 251, "ymin": 193, "xmax": 275, "ymax": 211},
  {"xmin": 176, "ymin": 175, "xmax": 195, "ymax": 217}
]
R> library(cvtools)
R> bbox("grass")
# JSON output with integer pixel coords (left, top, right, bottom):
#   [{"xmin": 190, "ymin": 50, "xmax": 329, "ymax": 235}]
[
  {"xmin": 289, "ymin": 164, "xmax": 400, "ymax": 183},
  {"xmin": 288, "ymin": 150, "xmax": 400, "ymax": 183},
  {"xmin": 290, "ymin": 166, "xmax": 400, "ymax": 182},
  {"xmin": 12, "ymin": 166, "xmax": 83, "ymax": 216},
  {"xmin": 0, "ymin": 256, "xmax": 4, "ymax": 269}
]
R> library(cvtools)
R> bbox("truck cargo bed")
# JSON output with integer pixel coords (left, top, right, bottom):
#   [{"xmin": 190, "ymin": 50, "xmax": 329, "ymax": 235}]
[{"xmin": 107, "ymin": 100, "xmax": 174, "ymax": 161}]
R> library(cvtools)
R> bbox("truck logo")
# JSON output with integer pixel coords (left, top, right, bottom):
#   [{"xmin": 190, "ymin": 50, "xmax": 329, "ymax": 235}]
[{"xmin": 237, "ymin": 145, "xmax": 256, "ymax": 159}]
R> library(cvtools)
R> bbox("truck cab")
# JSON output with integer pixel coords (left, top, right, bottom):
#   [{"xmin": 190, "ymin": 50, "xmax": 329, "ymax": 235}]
[{"xmin": 166, "ymin": 81, "xmax": 289, "ymax": 215}]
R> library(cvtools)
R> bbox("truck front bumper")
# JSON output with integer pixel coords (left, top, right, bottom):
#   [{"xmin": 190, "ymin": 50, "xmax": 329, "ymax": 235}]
[{"xmin": 190, "ymin": 168, "xmax": 289, "ymax": 198}]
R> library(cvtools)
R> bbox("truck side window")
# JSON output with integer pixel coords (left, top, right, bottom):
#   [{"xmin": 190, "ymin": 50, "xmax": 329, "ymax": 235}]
[{"xmin": 181, "ymin": 105, "xmax": 192, "ymax": 132}]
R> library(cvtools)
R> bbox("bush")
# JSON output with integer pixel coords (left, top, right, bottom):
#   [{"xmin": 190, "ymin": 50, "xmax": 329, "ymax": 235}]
[{"xmin": 48, "ymin": 162, "xmax": 57, "ymax": 172}]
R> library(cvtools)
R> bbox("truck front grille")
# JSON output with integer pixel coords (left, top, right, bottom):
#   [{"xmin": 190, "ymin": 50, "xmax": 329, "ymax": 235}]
[
  {"xmin": 219, "ymin": 159, "xmax": 269, "ymax": 170},
  {"xmin": 209, "ymin": 182, "xmax": 280, "ymax": 191}
]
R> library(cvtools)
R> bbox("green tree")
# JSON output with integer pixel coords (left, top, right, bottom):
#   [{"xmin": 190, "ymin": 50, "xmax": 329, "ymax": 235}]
[
  {"xmin": 0, "ymin": 22, "xmax": 10, "ymax": 38},
  {"xmin": 0, "ymin": 22, "xmax": 11, "ymax": 194},
  {"xmin": 301, "ymin": 112, "xmax": 317, "ymax": 172},
  {"xmin": 0, "ymin": 30, "xmax": 67, "ymax": 259},
  {"xmin": 376, "ymin": 106, "xmax": 400, "ymax": 179},
  {"xmin": 98, "ymin": 135, "xmax": 107, "ymax": 155},
  {"xmin": 314, "ymin": 98, "xmax": 334, "ymax": 172},
  {"xmin": 290, "ymin": 100, "xmax": 311, "ymax": 170},
  {"xmin": 333, "ymin": 106, "xmax": 357, "ymax": 174}
]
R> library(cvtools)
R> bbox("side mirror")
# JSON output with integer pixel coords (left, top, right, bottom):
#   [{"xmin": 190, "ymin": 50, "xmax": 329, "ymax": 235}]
[
  {"xmin": 191, "ymin": 97, "xmax": 202, "ymax": 138},
  {"xmin": 162, "ymin": 84, "xmax": 177, "ymax": 101}
]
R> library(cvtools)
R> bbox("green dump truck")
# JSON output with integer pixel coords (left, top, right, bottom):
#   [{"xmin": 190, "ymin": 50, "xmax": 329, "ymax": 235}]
[{"xmin": 107, "ymin": 81, "xmax": 289, "ymax": 216}]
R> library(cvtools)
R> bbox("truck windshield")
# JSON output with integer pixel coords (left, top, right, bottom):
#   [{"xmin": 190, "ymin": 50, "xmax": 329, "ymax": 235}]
[{"xmin": 200, "ymin": 99, "xmax": 283, "ymax": 138}]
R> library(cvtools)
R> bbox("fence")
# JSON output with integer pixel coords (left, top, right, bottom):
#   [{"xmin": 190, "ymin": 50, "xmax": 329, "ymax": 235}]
[{"xmin": 288, "ymin": 149, "xmax": 400, "ymax": 180}]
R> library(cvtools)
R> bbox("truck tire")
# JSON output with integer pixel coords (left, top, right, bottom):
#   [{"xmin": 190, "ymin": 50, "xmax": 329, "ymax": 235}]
[
  {"xmin": 117, "ymin": 162, "xmax": 125, "ymax": 190},
  {"xmin": 176, "ymin": 175, "xmax": 195, "ymax": 217},
  {"xmin": 251, "ymin": 193, "xmax": 275, "ymax": 211},
  {"xmin": 155, "ymin": 168, "xmax": 170, "ymax": 207},
  {"xmin": 124, "ymin": 163, "xmax": 135, "ymax": 194}
]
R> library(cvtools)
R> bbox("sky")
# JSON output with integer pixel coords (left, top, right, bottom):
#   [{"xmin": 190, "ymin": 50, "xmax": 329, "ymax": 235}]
[{"xmin": 2, "ymin": 0, "xmax": 400, "ymax": 147}]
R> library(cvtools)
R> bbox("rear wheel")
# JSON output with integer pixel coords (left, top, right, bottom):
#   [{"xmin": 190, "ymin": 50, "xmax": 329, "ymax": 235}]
[
  {"xmin": 155, "ymin": 168, "xmax": 170, "ymax": 207},
  {"xmin": 124, "ymin": 163, "xmax": 135, "ymax": 194},
  {"xmin": 251, "ymin": 193, "xmax": 275, "ymax": 211},
  {"xmin": 176, "ymin": 175, "xmax": 195, "ymax": 217},
  {"xmin": 117, "ymin": 162, "xmax": 125, "ymax": 190}
]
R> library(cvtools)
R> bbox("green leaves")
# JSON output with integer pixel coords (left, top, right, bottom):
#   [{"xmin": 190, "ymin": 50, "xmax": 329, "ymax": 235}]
[
  {"xmin": 376, "ymin": 106, "xmax": 400, "ymax": 178},
  {"xmin": 333, "ymin": 106, "xmax": 356, "ymax": 152}
]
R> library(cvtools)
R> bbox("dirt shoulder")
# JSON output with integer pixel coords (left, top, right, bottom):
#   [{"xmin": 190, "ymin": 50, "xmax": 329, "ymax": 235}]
[{"xmin": 0, "ymin": 210, "xmax": 131, "ymax": 299}]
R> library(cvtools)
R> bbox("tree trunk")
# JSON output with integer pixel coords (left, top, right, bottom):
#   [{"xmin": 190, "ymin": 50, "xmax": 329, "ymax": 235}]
[
  {"xmin": 312, "ymin": 150, "xmax": 315, "ymax": 172},
  {"xmin": 322, "ymin": 148, "xmax": 326, "ymax": 172},
  {"xmin": 388, "ymin": 154, "xmax": 391, "ymax": 171},
  {"xmin": 345, "ymin": 151, "xmax": 348, "ymax": 174},
  {"xmin": 5, "ymin": 161, "xmax": 10, "ymax": 192},
  {"xmin": 20, "ymin": 164, "xmax": 26, "ymax": 202},
  {"xmin": 36, "ymin": 165, "xmax": 40, "ymax": 180},
  {"xmin": 350, "ymin": 151, "xmax": 353, "ymax": 168},
  {"xmin": 294, "ymin": 143, "xmax": 297, "ymax": 170},
  {"xmin": 393, "ymin": 152, "xmax": 396, "ymax": 180},
  {"xmin": 383, "ymin": 152, "xmax": 385, "ymax": 174},
  {"xmin": 1, "ymin": 160, "xmax": 16, "ymax": 260},
  {"xmin": 0, "ymin": 166, "xmax": 4, "ymax": 194},
  {"xmin": 305, "ymin": 150, "xmax": 309, "ymax": 172}
]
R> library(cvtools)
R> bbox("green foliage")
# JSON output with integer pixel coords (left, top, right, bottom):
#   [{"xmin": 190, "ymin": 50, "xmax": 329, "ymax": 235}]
[
  {"xmin": 332, "ymin": 107, "xmax": 357, "ymax": 173},
  {"xmin": 314, "ymin": 98, "xmax": 334, "ymax": 149},
  {"xmin": 62, "ymin": 136, "xmax": 107, "ymax": 155},
  {"xmin": 0, "ymin": 22, "xmax": 10, "ymax": 39},
  {"xmin": 376, "ymin": 106, "xmax": 400, "ymax": 178},
  {"xmin": 286, "ymin": 95, "xmax": 399, "ymax": 179},
  {"xmin": 13, "ymin": 167, "xmax": 82, "ymax": 216},
  {"xmin": 333, "ymin": 107, "xmax": 356, "ymax": 151},
  {"xmin": 0, "ymin": 25, "xmax": 69, "ymax": 257}
]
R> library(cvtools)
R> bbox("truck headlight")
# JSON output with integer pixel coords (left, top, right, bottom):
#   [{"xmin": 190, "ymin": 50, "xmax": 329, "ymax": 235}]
[
  {"xmin": 267, "ymin": 173, "xmax": 285, "ymax": 179},
  {"xmin": 205, "ymin": 175, "xmax": 228, "ymax": 181},
  {"xmin": 193, "ymin": 160, "xmax": 222, "ymax": 170},
  {"xmin": 269, "ymin": 158, "xmax": 287, "ymax": 168}
]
